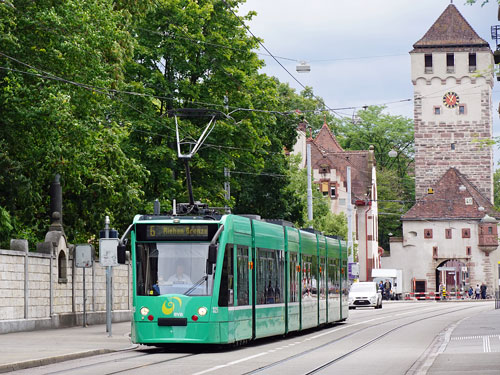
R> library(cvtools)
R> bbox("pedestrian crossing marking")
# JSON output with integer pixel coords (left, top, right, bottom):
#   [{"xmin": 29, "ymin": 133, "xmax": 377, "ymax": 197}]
[{"xmin": 451, "ymin": 335, "xmax": 500, "ymax": 341}]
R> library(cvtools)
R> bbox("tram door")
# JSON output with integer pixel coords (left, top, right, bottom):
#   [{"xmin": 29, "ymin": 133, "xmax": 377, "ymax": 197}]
[{"xmin": 234, "ymin": 244, "xmax": 252, "ymax": 341}]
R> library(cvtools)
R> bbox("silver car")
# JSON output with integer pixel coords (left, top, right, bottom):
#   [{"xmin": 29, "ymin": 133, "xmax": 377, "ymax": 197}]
[{"xmin": 348, "ymin": 281, "xmax": 383, "ymax": 309}]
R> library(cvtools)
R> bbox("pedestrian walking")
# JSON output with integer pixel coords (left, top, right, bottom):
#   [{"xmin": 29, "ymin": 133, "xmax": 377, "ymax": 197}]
[
  {"xmin": 480, "ymin": 283, "xmax": 487, "ymax": 299},
  {"xmin": 475, "ymin": 284, "xmax": 481, "ymax": 299},
  {"xmin": 384, "ymin": 280, "xmax": 392, "ymax": 300},
  {"xmin": 468, "ymin": 286, "xmax": 473, "ymax": 299}
]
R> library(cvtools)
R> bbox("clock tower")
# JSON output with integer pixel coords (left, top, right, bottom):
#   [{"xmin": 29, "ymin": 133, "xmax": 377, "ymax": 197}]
[{"xmin": 410, "ymin": 4, "xmax": 494, "ymax": 201}]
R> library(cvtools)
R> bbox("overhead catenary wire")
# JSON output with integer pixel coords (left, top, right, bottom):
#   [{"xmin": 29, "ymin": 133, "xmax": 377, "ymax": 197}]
[
  {"xmin": 219, "ymin": 0, "xmax": 345, "ymax": 119},
  {"xmin": 3, "ymin": 51, "xmax": 488, "ymax": 119}
]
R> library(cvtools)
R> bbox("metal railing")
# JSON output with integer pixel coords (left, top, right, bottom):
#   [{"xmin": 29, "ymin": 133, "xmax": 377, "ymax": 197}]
[{"xmin": 495, "ymin": 290, "xmax": 500, "ymax": 310}]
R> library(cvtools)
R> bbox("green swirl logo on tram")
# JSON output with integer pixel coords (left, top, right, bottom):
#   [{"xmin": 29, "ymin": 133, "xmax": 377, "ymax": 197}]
[{"xmin": 162, "ymin": 296, "xmax": 182, "ymax": 315}]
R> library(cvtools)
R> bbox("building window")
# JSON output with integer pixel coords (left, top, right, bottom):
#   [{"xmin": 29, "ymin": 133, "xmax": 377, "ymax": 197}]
[
  {"xmin": 330, "ymin": 184, "xmax": 337, "ymax": 199},
  {"xmin": 466, "ymin": 246, "xmax": 472, "ymax": 256},
  {"xmin": 424, "ymin": 229, "xmax": 433, "ymax": 239},
  {"xmin": 458, "ymin": 104, "xmax": 466, "ymax": 115},
  {"xmin": 434, "ymin": 106, "xmax": 441, "ymax": 115},
  {"xmin": 488, "ymin": 226, "xmax": 493, "ymax": 235},
  {"xmin": 446, "ymin": 53, "xmax": 455, "ymax": 73},
  {"xmin": 462, "ymin": 228, "xmax": 470, "ymax": 238},
  {"xmin": 445, "ymin": 229, "xmax": 452, "ymax": 239},
  {"xmin": 319, "ymin": 165, "xmax": 330, "ymax": 175},
  {"xmin": 451, "ymin": 143, "xmax": 456, "ymax": 150},
  {"xmin": 321, "ymin": 181, "xmax": 329, "ymax": 197},
  {"xmin": 424, "ymin": 54, "xmax": 433, "ymax": 73},
  {"xmin": 468, "ymin": 53, "xmax": 476, "ymax": 72},
  {"xmin": 433, "ymin": 246, "xmax": 438, "ymax": 258}
]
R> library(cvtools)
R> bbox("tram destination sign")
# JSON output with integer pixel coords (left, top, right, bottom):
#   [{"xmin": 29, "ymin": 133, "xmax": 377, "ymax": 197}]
[{"xmin": 136, "ymin": 223, "xmax": 218, "ymax": 241}]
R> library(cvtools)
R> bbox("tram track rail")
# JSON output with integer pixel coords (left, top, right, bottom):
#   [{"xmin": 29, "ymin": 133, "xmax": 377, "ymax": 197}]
[
  {"xmin": 41, "ymin": 348, "xmax": 200, "ymax": 375},
  {"xmin": 241, "ymin": 303, "xmax": 484, "ymax": 375}
]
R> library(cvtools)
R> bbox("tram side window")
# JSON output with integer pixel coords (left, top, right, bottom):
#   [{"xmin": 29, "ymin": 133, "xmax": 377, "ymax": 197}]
[
  {"xmin": 320, "ymin": 256, "xmax": 326, "ymax": 300},
  {"xmin": 256, "ymin": 248, "xmax": 284, "ymax": 304},
  {"xmin": 327, "ymin": 259, "xmax": 339, "ymax": 299},
  {"xmin": 312, "ymin": 254, "xmax": 318, "ymax": 296},
  {"xmin": 289, "ymin": 252, "xmax": 299, "ymax": 303},
  {"xmin": 237, "ymin": 246, "xmax": 249, "ymax": 306},
  {"xmin": 341, "ymin": 259, "xmax": 348, "ymax": 298},
  {"xmin": 302, "ymin": 255, "xmax": 312, "ymax": 299},
  {"xmin": 218, "ymin": 244, "xmax": 234, "ymax": 307}
]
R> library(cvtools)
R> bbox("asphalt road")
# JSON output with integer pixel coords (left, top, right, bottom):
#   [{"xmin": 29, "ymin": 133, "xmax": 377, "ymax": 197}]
[{"xmin": 14, "ymin": 301, "xmax": 496, "ymax": 375}]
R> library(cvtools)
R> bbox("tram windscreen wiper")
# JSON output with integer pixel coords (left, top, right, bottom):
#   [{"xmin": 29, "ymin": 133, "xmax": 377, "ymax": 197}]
[{"xmin": 184, "ymin": 275, "xmax": 208, "ymax": 296}]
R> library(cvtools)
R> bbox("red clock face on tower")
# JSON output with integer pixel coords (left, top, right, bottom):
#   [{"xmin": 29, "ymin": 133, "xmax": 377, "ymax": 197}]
[{"xmin": 442, "ymin": 91, "xmax": 460, "ymax": 108}]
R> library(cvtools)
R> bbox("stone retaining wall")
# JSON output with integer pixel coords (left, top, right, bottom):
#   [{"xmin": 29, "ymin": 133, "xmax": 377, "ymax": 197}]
[{"xmin": 0, "ymin": 247, "xmax": 132, "ymax": 331}]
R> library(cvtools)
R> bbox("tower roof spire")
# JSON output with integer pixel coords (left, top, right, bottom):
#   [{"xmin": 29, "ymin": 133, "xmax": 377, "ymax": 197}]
[{"xmin": 412, "ymin": 4, "xmax": 489, "ymax": 52}]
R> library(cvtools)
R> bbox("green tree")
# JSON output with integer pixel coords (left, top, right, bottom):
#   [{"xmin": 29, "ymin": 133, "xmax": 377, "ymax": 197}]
[
  {"xmin": 0, "ymin": 0, "xmax": 146, "ymax": 246},
  {"xmin": 493, "ymin": 168, "xmax": 500, "ymax": 209},
  {"xmin": 124, "ymin": 0, "xmax": 305, "ymax": 221}
]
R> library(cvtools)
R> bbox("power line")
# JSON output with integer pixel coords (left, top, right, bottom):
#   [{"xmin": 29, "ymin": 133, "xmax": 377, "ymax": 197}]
[{"xmin": 219, "ymin": 0, "xmax": 344, "ymax": 118}]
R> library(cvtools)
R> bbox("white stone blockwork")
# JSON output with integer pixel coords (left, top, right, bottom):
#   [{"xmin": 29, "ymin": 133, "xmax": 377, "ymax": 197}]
[{"xmin": 0, "ymin": 249, "xmax": 132, "ymax": 321}]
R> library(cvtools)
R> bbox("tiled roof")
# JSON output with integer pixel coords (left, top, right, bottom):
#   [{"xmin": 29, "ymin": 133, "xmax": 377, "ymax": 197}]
[
  {"xmin": 412, "ymin": 4, "xmax": 489, "ymax": 51},
  {"xmin": 313, "ymin": 121, "xmax": 344, "ymax": 152},
  {"xmin": 402, "ymin": 168, "xmax": 500, "ymax": 220}
]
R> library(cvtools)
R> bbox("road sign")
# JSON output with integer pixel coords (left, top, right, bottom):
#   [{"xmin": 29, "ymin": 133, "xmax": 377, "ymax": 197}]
[
  {"xmin": 75, "ymin": 244, "xmax": 93, "ymax": 268},
  {"xmin": 99, "ymin": 238, "xmax": 119, "ymax": 267}
]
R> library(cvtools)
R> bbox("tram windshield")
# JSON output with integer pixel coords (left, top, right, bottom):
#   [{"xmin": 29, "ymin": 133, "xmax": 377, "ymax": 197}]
[{"xmin": 135, "ymin": 242, "xmax": 213, "ymax": 296}]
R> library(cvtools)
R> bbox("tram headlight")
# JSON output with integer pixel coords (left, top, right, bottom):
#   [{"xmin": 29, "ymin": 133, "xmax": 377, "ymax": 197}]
[
  {"xmin": 140, "ymin": 307, "xmax": 150, "ymax": 316},
  {"xmin": 198, "ymin": 307, "xmax": 208, "ymax": 316}
]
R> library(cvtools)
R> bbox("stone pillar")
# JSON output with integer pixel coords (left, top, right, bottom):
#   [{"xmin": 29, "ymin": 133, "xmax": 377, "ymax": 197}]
[{"xmin": 49, "ymin": 174, "xmax": 63, "ymax": 230}]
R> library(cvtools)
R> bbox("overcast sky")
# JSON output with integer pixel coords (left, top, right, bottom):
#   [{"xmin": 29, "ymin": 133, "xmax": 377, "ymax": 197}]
[{"xmin": 237, "ymin": 0, "xmax": 499, "ymax": 163}]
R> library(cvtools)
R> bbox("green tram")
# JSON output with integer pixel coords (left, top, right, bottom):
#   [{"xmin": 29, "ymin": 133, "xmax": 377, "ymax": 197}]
[{"xmin": 130, "ymin": 213, "xmax": 349, "ymax": 345}]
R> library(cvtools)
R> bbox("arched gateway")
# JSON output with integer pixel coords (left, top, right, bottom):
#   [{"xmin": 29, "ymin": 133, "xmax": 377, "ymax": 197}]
[{"xmin": 435, "ymin": 259, "xmax": 467, "ymax": 298}]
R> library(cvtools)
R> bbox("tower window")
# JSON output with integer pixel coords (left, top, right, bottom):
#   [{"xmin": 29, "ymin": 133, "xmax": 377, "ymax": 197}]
[
  {"xmin": 458, "ymin": 104, "xmax": 466, "ymax": 115},
  {"xmin": 466, "ymin": 246, "xmax": 471, "ymax": 256},
  {"xmin": 433, "ymin": 246, "xmax": 438, "ymax": 258},
  {"xmin": 424, "ymin": 229, "xmax": 433, "ymax": 239},
  {"xmin": 462, "ymin": 228, "xmax": 470, "ymax": 238},
  {"xmin": 451, "ymin": 143, "xmax": 455, "ymax": 150},
  {"xmin": 434, "ymin": 106, "xmax": 441, "ymax": 115},
  {"xmin": 424, "ymin": 54, "xmax": 433, "ymax": 73},
  {"xmin": 445, "ymin": 229, "xmax": 452, "ymax": 239},
  {"xmin": 446, "ymin": 53, "xmax": 455, "ymax": 73},
  {"xmin": 468, "ymin": 53, "xmax": 476, "ymax": 72}
]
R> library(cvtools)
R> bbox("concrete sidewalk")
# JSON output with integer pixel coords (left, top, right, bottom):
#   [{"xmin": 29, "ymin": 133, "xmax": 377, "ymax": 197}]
[
  {"xmin": 409, "ymin": 304, "xmax": 500, "ymax": 374},
  {"xmin": 426, "ymin": 307, "xmax": 500, "ymax": 374},
  {"xmin": 0, "ymin": 321, "xmax": 134, "ymax": 373}
]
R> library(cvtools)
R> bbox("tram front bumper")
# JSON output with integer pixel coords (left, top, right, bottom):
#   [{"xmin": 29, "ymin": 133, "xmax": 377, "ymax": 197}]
[{"xmin": 132, "ymin": 321, "xmax": 222, "ymax": 344}]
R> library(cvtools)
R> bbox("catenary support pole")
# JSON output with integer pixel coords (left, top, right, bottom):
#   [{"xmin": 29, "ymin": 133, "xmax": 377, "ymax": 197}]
[
  {"xmin": 307, "ymin": 143, "xmax": 313, "ymax": 226},
  {"xmin": 347, "ymin": 167, "xmax": 354, "ymax": 263},
  {"xmin": 105, "ymin": 216, "xmax": 112, "ymax": 337}
]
